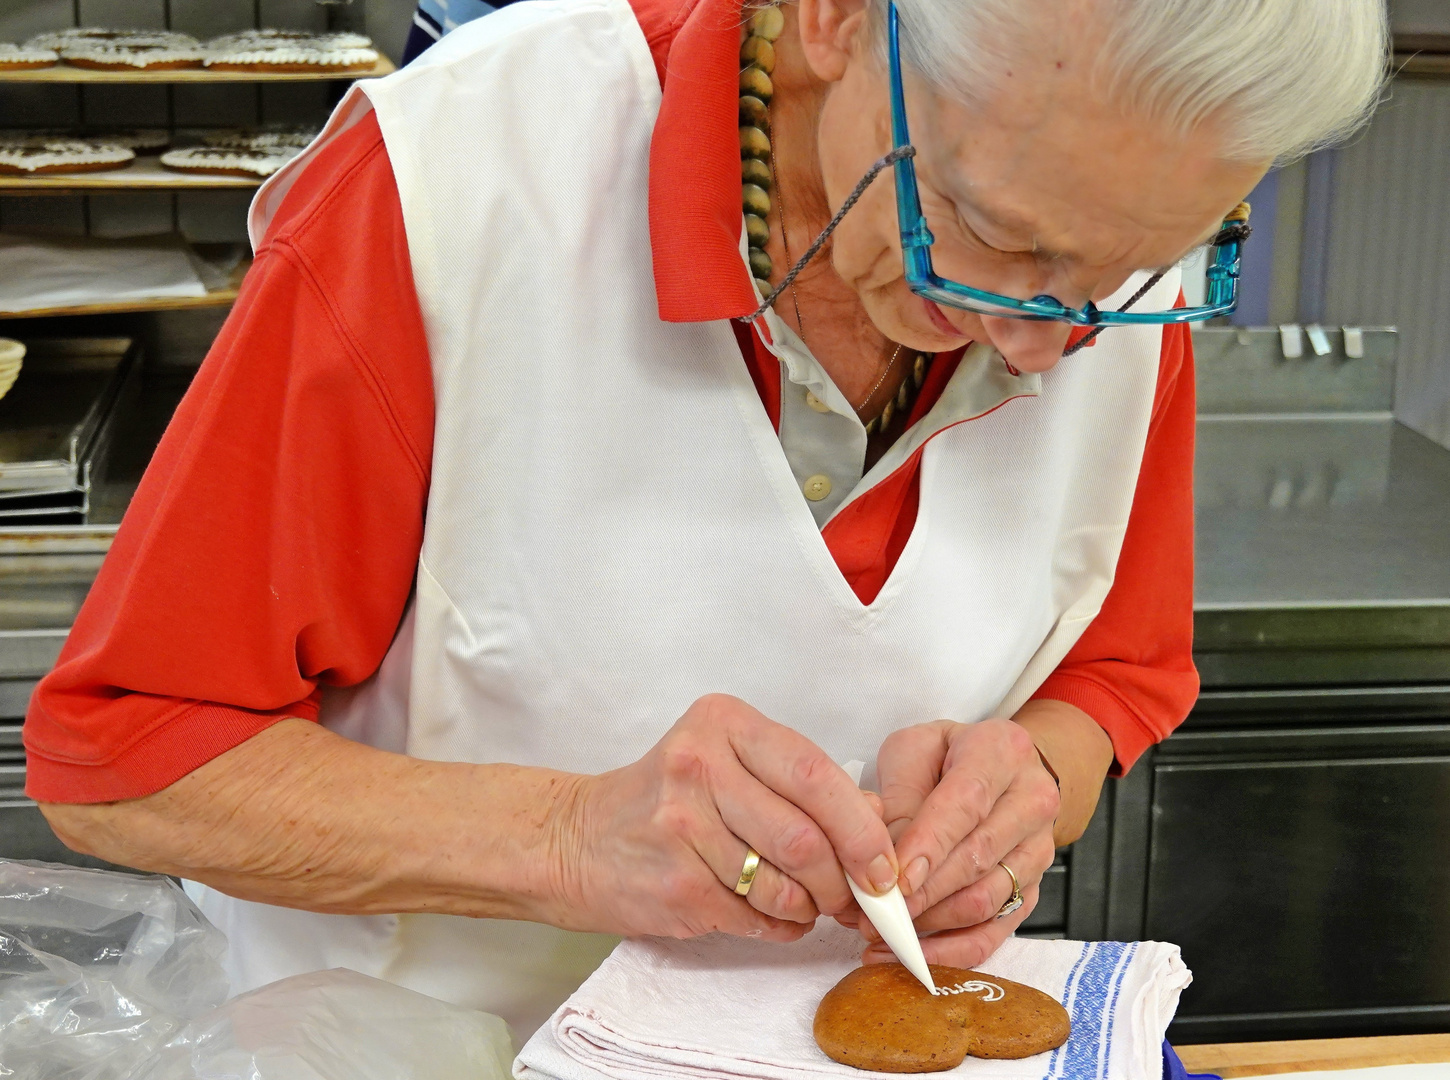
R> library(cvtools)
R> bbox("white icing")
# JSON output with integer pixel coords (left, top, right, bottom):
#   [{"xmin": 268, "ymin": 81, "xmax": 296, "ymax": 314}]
[
  {"xmin": 28, "ymin": 28, "xmax": 199, "ymax": 50},
  {"xmin": 203, "ymin": 44, "xmax": 378, "ymax": 68},
  {"xmin": 0, "ymin": 140, "xmax": 134, "ymax": 171},
  {"xmin": 160, "ymin": 146, "xmax": 301, "ymax": 177},
  {"xmin": 205, "ymin": 126, "xmax": 318, "ymax": 151},
  {"xmin": 60, "ymin": 43, "xmax": 205, "ymax": 67},
  {"xmin": 206, "ymin": 28, "xmax": 372, "ymax": 50},
  {"xmin": 90, "ymin": 129, "xmax": 170, "ymax": 151},
  {"xmin": 0, "ymin": 43, "xmax": 58, "ymax": 63},
  {"xmin": 930, "ymin": 980, "xmax": 1006, "ymax": 1002}
]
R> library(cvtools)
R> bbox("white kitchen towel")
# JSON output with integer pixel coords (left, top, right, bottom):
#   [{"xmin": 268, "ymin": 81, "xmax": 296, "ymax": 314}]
[
  {"xmin": 515, "ymin": 919, "xmax": 1191, "ymax": 1080},
  {"xmin": 0, "ymin": 233, "xmax": 207, "ymax": 313}
]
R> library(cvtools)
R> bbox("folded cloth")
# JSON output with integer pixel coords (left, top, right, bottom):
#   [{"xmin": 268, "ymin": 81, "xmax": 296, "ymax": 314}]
[
  {"xmin": 516, "ymin": 919, "xmax": 1191, "ymax": 1080},
  {"xmin": 0, "ymin": 233, "xmax": 207, "ymax": 314}
]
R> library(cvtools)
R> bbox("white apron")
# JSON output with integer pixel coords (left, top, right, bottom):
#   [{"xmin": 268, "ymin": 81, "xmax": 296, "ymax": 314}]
[{"xmin": 196, "ymin": 0, "xmax": 1177, "ymax": 1047}]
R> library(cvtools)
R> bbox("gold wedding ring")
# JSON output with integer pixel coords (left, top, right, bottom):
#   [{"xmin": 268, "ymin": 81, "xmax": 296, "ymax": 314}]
[
  {"xmin": 994, "ymin": 860, "xmax": 1024, "ymax": 920},
  {"xmin": 735, "ymin": 847, "xmax": 762, "ymax": 896}
]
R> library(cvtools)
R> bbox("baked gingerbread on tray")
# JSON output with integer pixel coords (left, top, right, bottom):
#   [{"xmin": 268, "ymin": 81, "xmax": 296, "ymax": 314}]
[{"xmin": 814, "ymin": 963, "xmax": 1071, "ymax": 1073}]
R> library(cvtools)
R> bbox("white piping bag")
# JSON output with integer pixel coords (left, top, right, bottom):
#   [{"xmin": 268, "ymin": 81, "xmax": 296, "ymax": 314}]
[{"xmin": 842, "ymin": 760, "xmax": 936, "ymax": 994}]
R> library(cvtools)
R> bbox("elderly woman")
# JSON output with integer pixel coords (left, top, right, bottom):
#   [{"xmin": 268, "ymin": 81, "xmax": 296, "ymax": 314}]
[{"xmin": 26, "ymin": 0, "xmax": 1383, "ymax": 1048}]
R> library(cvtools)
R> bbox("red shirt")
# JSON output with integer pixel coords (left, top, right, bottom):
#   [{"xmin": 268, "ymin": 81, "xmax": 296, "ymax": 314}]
[{"xmin": 23, "ymin": 0, "xmax": 1198, "ymax": 803}]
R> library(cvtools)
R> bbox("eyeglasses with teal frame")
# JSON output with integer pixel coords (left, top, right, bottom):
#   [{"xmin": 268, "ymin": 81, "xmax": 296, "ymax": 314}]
[{"xmin": 886, "ymin": 1, "xmax": 1249, "ymax": 325}]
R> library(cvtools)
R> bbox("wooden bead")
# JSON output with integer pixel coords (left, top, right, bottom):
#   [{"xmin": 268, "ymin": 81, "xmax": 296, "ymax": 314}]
[
  {"xmin": 754, "ymin": 277, "xmax": 773, "ymax": 296},
  {"xmin": 750, "ymin": 5, "xmax": 785, "ymax": 42},
  {"xmin": 739, "ymin": 93, "xmax": 769, "ymax": 129},
  {"xmin": 879, "ymin": 399, "xmax": 895, "ymax": 430},
  {"xmin": 742, "ymin": 182, "xmax": 771, "ymax": 218},
  {"xmin": 749, "ymin": 247, "xmax": 773, "ymax": 280},
  {"xmin": 864, "ymin": 415, "xmax": 879, "ymax": 435},
  {"xmin": 913, "ymin": 353, "xmax": 927, "ymax": 387},
  {"xmin": 739, "ymin": 65, "xmax": 773, "ymax": 103},
  {"xmin": 742, "ymin": 156, "xmax": 772, "ymax": 188},
  {"xmin": 896, "ymin": 379, "xmax": 911, "ymax": 411},
  {"xmin": 744, "ymin": 212, "xmax": 769, "ymax": 248},
  {"xmin": 739, "ymin": 125, "xmax": 771, "ymax": 160},
  {"xmin": 740, "ymin": 36, "xmax": 775, "ymax": 73}
]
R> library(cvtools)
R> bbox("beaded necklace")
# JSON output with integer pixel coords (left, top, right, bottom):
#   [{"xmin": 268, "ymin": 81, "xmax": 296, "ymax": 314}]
[{"xmin": 738, "ymin": 4, "xmax": 930, "ymax": 436}]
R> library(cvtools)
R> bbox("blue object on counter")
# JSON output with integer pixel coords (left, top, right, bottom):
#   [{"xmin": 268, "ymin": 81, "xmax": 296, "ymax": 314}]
[{"xmin": 1164, "ymin": 1040, "xmax": 1222, "ymax": 1080}]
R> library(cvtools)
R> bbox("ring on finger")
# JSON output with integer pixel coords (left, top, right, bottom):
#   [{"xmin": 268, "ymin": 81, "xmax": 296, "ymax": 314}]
[
  {"xmin": 994, "ymin": 860, "xmax": 1023, "ymax": 920},
  {"xmin": 735, "ymin": 847, "xmax": 762, "ymax": 896}
]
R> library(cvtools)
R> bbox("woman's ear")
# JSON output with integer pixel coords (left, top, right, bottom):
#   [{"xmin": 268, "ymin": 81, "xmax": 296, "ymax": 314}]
[{"xmin": 795, "ymin": 0, "xmax": 871, "ymax": 83}]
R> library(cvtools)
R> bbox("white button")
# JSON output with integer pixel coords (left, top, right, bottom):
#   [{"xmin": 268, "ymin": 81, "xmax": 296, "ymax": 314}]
[
  {"xmin": 803, "ymin": 474, "xmax": 833, "ymax": 501},
  {"xmin": 804, "ymin": 390, "xmax": 831, "ymax": 413}
]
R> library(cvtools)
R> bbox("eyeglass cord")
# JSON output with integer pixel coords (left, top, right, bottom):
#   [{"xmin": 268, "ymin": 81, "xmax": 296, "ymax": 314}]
[
  {"xmin": 1061, "ymin": 220, "xmax": 1251, "ymax": 356},
  {"xmin": 1061, "ymin": 273, "xmax": 1166, "ymax": 356},
  {"xmin": 740, "ymin": 145, "xmax": 916, "ymax": 325},
  {"xmin": 741, "ymin": 144, "xmax": 1251, "ymax": 359}
]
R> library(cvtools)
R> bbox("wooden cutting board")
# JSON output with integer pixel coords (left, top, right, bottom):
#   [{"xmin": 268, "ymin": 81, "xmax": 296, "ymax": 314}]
[{"xmin": 1175, "ymin": 1034, "xmax": 1450, "ymax": 1077}]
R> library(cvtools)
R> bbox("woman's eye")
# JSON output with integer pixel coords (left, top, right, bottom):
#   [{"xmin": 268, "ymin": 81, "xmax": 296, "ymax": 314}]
[
  {"xmin": 949, "ymin": 215, "xmax": 1002, "ymax": 254},
  {"xmin": 960, "ymin": 221, "xmax": 1029, "ymax": 258}
]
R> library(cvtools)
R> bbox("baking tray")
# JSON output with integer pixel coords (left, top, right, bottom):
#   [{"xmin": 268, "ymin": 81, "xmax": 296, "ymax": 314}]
[{"xmin": 0, "ymin": 338, "xmax": 140, "ymax": 503}]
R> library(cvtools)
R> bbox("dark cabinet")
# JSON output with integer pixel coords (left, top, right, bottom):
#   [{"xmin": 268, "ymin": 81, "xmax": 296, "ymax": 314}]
[{"xmin": 1067, "ymin": 686, "xmax": 1450, "ymax": 1043}]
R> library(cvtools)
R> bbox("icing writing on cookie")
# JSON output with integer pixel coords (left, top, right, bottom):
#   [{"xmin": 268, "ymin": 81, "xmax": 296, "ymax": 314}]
[{"xmin": 930, "ymin": 979, "xmax": 1005, "ymax": 1002}]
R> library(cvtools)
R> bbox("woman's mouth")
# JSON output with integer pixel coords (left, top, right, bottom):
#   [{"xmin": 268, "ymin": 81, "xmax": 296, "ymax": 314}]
[{"xmin": 923, "ymin": 298, "xmax": 968, "ymax": 338}]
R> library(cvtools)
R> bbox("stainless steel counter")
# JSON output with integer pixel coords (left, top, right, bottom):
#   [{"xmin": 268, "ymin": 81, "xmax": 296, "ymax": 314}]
[
  {"xmin": 1194, "ymin": 416, "xmax": 1450, "ymax": 687},
  {"xmin": 1196, "ymin": 416, "xmax": 1450, "ymax": 608}
]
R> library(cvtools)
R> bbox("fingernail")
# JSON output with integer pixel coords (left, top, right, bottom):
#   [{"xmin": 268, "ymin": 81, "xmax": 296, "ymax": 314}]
[
  {"xmin": 867, "ymin": 854, "xmax": 897, "ymax": 893},
  {"xmin": 902, "ymin": 856, "xmax": 929, "ymax": 896}
]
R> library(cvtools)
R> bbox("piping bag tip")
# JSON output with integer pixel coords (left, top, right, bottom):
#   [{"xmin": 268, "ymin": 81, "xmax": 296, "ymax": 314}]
[{"xmin": 841, "ymin": 760, "xmax": 937, "ymax": 996}]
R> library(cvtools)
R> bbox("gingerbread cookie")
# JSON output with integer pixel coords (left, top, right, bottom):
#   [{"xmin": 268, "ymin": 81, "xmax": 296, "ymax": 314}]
[
  {"xmin": 0, "ymin": 138, "xmax": 134, "ymax": 175},
  {"xmin": 26, "ymin": 28, "xmax": 204, "ymax": 70},
  {"xmin": 0, "ymin": 128, "xmax": 166, "ymax": 154},
  {"xmin": 202, "ymin": 29, "xmax": 378, "ymax": 74},
  {"xmin": 159, "ymin": 145, "xmax": 300, "ymax": 178},
  {"xmin": 26, "ymin": 28, "xmax": 197, "ymax": 49},
  {"xmin": 61, "ymin": 42, "xmax": 204, "ymax": 71},
  {"xmin": 203, "ymin": 124, "xmax": 318, "ymax": 151},
  {"xmin": 207, "ymin": 28, "xmax": 373, "ymax": 50},
  {"xmin": 814, "ymin": 963, "xmax": 1070, "ymax": 1073},
  {"xmin": 0, "ymin": 42, "xmax": 59, "ymax": 70}
]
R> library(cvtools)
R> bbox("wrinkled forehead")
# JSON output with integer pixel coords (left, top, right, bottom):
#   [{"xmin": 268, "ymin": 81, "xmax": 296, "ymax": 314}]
[{"xmin": 909, "ymin": 66, "xmax": 1263, "ymax": 268}]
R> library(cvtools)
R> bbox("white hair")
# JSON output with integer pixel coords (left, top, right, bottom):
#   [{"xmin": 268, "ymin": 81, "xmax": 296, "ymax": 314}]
[{"xmin": 881, "ymin": 0, "xmax": 1389, "ymax": 163}]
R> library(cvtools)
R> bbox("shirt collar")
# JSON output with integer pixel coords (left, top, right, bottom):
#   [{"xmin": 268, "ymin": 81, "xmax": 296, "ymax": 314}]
[{"xmin": 645, "ymin": 0, "xmax": 761, "ymax": 323}]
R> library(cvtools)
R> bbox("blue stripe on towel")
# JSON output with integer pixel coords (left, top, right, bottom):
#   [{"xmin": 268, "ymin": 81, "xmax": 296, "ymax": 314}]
[
  {"xmin": 1045, "ymin": 942, "xmax": 1095, "ymax": 1079},
  {"xmin": 1043, "ymin": 940, "xmax": 1138, "ymax": 1080},
  {"xmin": 1099, "ymin": 943, "xmax": 1140, "ymax": 1078}
]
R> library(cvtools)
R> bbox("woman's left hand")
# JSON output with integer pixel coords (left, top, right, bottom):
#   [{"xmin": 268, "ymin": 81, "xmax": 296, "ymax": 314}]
[{"xmin": 854, "ymin": 718, "xmax": 1060, "ymax": 969}]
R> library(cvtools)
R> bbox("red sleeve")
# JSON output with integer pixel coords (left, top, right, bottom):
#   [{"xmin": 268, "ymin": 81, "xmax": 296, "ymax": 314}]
[
  {"xmin": 23, "ymin": 111, "xmax": 435, "ymax": 805},
  {"xmin": 1030, "ymin": 319, "xmax": 1199, "ymax": 775}
]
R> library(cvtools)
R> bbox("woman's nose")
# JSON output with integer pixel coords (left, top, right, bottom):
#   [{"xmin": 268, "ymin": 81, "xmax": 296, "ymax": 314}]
[{"xmin": 977, "ymin": 315, "xmax": 1074, "ymax": 374}]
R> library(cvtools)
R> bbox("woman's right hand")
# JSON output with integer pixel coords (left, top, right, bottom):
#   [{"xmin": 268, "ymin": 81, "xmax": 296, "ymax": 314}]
[{"xmin": 542, "ymin": 694, "xmax": 898, "ymax": 942}]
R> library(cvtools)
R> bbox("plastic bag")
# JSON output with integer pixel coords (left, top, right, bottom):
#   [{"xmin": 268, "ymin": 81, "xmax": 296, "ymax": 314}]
[
  {"xmin": 0, "ymin": 860, "xmax": 511, "ymax": 1079},
  {"xmin": 0, "ymin": 858, "xmax": 229, "ymax": 1080},
  {"xmin": 124, "ymin": 968, "xmax": 514, "ymax": 1080}
]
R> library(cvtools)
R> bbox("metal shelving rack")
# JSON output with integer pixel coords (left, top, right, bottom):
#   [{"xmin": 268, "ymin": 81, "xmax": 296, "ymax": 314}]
[{"xmin": 0, "ymin": 57, "xmax": 394, "ymax": 319}]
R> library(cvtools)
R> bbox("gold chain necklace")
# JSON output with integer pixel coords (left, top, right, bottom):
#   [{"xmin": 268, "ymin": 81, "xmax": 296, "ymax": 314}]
[{"xmin": 739, "ymin": 6, "xmax": 929, "ymax": 437}]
